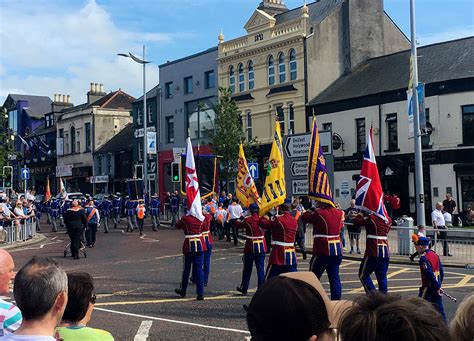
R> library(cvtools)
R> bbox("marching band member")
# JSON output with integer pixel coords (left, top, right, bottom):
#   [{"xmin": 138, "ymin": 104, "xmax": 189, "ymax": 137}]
[{"xmin": 150, "ymin": 194, "xmax": 161, "ymax": 231}]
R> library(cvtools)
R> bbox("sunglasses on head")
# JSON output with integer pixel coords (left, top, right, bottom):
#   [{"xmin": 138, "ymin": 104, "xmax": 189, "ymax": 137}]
[{"xmin": 90, "ymin": 294, "xmax": 97, "ymax": 305}]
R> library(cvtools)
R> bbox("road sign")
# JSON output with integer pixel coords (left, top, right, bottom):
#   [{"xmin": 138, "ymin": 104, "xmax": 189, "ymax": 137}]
[
  {"xmin": 284, "ymin": 132, "xmax": 333, "ymax": 159},
  {"xmin": 21, "ymin": 167, "xmax": 30, "ymax": 180},
  {"xmin": 292, "ymin": 179, "xmax": 308, "ymax": 195},
  {"xmin": 173, "ymin": 147, "xmax": 186, "ymax": 162},
  {"xmin": 248, "ymin": 163, "xmax": 258, "ymax": 179},
  {"xmin": 290, "ymin": 161, "xmax": 307, "ymax": 177},
  {"xmin": 148, "ymin": 161, "xmax": 156, "ymax": 173}
]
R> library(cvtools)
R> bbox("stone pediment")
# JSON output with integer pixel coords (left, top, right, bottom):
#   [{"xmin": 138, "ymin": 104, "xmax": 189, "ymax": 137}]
[{"xmin": 244, "ymin": 9, "xmax": 276, "ymax": 33}]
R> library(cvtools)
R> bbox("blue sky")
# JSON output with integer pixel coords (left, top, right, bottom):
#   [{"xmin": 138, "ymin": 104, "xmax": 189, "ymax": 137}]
[{"xmin": 0, "ymin": 0, "xmax": 472, "ymax": 104}]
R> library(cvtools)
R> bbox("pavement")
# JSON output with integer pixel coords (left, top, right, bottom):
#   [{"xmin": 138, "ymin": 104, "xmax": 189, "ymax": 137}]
[{"xmin": 4, "ymin": 218, "xmax": 474, "ymax": 340}]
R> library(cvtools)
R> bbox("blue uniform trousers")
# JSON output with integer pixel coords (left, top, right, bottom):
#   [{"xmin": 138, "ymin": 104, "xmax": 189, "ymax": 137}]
[
  {"xmin": 419, "ymin": 288, "xmax": 446, "ymax": 322},
  {"xmin": 265, "ymin": 263, "xmax": 297, "ymax": 280},
  {"xmin": 241, "ymin": 253, "xmax": 265, "ymax": 291},
  {"xmin": 310, "ymin": 255, "xmax": 343, "ymax": 300},
  {"xmin": 359, "ymin": 256, "xmax": 389, "ymax": 294},
  {"xmin": 181, "ymin": 252, "xmax": 204, "ymax": 297},
  {"xmin": 203, "ymin": 244, "xmax": 212, "ymax": 285}
]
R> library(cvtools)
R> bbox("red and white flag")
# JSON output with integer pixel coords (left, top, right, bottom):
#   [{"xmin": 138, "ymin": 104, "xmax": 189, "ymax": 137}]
[{"xmin": 185, "ymin": 137, "xmax": 205, "ymax": 221}]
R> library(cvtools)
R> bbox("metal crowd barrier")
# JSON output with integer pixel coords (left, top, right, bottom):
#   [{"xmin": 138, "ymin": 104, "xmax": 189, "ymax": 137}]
[
  {"xmin": 2, "ymin": 218, "xmax": 37, "ymax": 246},
  {"xmin": 305, "ymin": 224, "xmax": 474, "ymax": 266}
]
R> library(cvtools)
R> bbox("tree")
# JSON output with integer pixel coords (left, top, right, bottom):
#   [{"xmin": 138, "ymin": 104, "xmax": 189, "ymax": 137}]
[
  {"xmin": 211, "ymin": 87, "xmax": 256, "ymax": 192},
  {"xmin": 0, "ymin": 107, "xmax": 12, "ymax": 170}
]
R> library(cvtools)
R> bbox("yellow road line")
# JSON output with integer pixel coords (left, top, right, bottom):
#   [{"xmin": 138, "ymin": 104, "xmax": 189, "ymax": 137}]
[
  {"xmin": 453, "ymin": 275, "xmax": 473, "ymax": 287},
  {"xmin": 387, "ymin": 268, "xmax": 411, "ymax": 278}
]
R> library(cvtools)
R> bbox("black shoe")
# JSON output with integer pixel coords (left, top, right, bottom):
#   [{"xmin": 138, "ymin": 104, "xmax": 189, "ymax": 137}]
[
  {"xmin": 175, "ymin": 288, "xmax": 186, "ymax": 298},
  {"xmin": 409, "ymin": 256, "xmax": 415, "ymax": 262},
  {"xmin": 196, "ymin": 295, "xmax": 204, "ymax": 301},
  {"xmin": 153, "ymin": 228, "xmax": 157, "ymax": 231},
  {"xmin": 104, "ymin": 231, "xmax": 109, "ymax": 234},
  {"xmin": 302, "ymin": 252, "xmax": 307, "ymax": 260},
  {"xmin": 447, "ymin": 254, "xmax": 453, "ymax": 257},
  {"xmin": 140, "ymin": 232, "xmax": 143, "ymax": 236},
  {"xmin": 189, "ymin": 277, "xmax": 196, "ymax": 284},
  {"xmin": 236, "ymin": 286, "xmax": 247, "ymax": 295}
]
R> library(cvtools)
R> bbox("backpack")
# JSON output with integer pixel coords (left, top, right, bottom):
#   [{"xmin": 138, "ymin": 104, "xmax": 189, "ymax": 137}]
[
  {"xmin": 216, "ymin": 210, "xmax": 224, "ymax": 224},
  {"xmin": 137, "ymin": 205, "xmax": 145, "ymax": 219}
]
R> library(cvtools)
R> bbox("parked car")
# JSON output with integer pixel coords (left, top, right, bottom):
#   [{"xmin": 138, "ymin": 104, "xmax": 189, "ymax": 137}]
[{"xmin": 55, "ymin": 192, "xmax": 84, "ymax": 201}]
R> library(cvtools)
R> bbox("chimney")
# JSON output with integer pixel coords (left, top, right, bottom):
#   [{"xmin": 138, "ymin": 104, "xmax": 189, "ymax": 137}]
[
  {"xmin": 67, "ymin": 95, "xmax": 71, "ymax": 103},
  {"xmin": 51, "ymin": 93, "xmax": 73, "ymax": 113},
  {"xmin": 257, "ymin": 0, "xmax": 287, "ymax": 16},
  {"xmin": 87, "ymin": 82, "xmax": 107, "ymax": 104},
  {"xmin": 53, "ymin": 94, "xmax": 57, "ymax": 102}
]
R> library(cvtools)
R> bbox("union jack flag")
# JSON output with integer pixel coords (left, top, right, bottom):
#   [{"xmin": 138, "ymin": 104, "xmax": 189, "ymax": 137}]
[{"xmin": 355, "ymin": 127, "xmax": 389, "ymax": 222}]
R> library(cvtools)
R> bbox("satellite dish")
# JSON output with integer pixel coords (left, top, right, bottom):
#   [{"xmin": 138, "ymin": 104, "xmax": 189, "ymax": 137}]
[{"xmin": 333, "ymin": 133, "xmax": 343, "ymax": 150}]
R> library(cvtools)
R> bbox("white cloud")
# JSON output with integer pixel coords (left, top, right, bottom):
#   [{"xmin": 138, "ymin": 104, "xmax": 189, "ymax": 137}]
[
  {"xmin": 0, "ymin": 0, "xmax": 186, "ymax": 104},
  {"xmin": 418, "ymin": 26, "xmax": 474, "ymax": 46}
]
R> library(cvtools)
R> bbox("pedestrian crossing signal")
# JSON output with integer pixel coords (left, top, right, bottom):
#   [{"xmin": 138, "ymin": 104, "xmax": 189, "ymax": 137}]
[
  {"xmin": 2, "ymin": 166, "xmax": 13, "ymax": 189},
  {"xmin": 172, "ymin": 162, "xmax": 180, "ymax": 183}
]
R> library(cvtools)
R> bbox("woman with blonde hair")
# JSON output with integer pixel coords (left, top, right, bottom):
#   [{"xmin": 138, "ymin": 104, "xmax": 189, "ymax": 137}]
[{"xmin": 450, "ymin": 293, "xmax": 474, "ymax": 341}]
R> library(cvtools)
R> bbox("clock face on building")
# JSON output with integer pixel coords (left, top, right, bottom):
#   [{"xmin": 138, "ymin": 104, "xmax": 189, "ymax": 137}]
[{"xmin": 333, "ymin": 133, "xmax": 343, "ymax": 150}]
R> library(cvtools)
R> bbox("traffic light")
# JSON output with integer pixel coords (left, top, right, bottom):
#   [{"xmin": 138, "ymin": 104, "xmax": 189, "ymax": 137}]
[
  {"xmin": 3, "ymin": 166, "xmax": 13, "ymax": 189},
  {"xmin": 171, "ymin": 162, "xmax": 180, "ymax": 183}
]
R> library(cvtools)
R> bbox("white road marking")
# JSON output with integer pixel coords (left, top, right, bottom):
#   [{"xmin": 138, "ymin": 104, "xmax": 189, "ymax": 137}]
[
  {"xmin": 95, "ymin": 307, "xmax": 250, "ymax": 334},
  {"xmin": 134, "ymin": 320, "xmax": 153, "ymax": 341}
]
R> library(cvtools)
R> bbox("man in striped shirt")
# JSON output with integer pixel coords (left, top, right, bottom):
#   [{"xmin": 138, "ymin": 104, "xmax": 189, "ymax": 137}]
[{"xmin": 0, "ymin": 249, "xmax": 22, "ymax": 336}]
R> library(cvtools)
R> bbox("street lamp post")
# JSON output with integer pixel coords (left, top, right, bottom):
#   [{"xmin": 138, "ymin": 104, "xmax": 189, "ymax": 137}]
[{"xmin": 118, "ymin": 45, "xmax": 151, "ymax": 195}]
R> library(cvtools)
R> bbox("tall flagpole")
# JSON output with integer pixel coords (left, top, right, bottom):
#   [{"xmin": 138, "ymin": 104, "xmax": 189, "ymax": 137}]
[{"xmin": 410, "ymin": 0, "xmax": 425, "ymax": 225}]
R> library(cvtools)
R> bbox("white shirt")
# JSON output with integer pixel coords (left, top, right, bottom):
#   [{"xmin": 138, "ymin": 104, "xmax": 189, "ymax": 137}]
[
  {"xmin": 431, "ymin": 209, "xmax": 445, "ymax": 228},
  {"xmin": 443, "ymin": 212, "xmax": 452, "ymax": 226},
  {"xmin": 0, "ymin": 204, "xmax": 11, "ymax": 217},
  {"xmin": 227, "ymin": 204, "xmax": 243, "ymax": 220},
  {"xmin": 2, "ymin": 335, "xmax": 56, "ymax": 341}
]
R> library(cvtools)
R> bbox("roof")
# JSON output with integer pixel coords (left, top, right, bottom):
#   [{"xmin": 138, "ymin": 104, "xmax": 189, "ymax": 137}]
[
  {"xmin": 274, "ymin": 0, "xmax": 343, "ymax": 25},
  {"xmin": 62, "ymin": 89, "xmax": 135, "ymax": 113},
  {"xmin": 309, "ymin": 37, "xmax": 474, "ymax": 106},
  {"xmin": 159, "ymin": 46, "xmax": 218, "ymax": 68},
  {"xmin": 30, "ymin": 121, "xmax": 56, "ymax": 136},
  {"xmin": 134, "ymin": 84, "xmax": 160, "ymax": 103},
  {"xmin": 95, "ymin": 123, "xmax": 133, "ymax": 154},
  {"xmin": 5, "ymin": 94, "xmax": 52, "ymax": 118}
]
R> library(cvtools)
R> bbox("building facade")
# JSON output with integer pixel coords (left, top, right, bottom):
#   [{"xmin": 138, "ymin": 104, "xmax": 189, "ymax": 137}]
[
  {"xmin": 158, "ymin": 47, "xmax": 218, "ymax": 199},
  {"xmin": 131, "ymin": 85, "xmax": 160, "ymax": 195},
  {"xmin": 308, "ymin": 37, "xmax": 474, "ymax": 222},
  {"xmin": 56, "ymin": 83, "xmax": 134, "ymax": 194}
]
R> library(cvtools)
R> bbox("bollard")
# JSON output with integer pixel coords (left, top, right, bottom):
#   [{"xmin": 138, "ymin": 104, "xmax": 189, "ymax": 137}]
[{"xmin": 396, "ymin": 216, "xmax": 414, "ymax": 255}]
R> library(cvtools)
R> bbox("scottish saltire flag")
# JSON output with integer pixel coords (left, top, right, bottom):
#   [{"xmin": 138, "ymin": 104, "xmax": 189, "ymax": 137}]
[
  {"xmin": 236, "ymin": 144, "xmax": 261, "ymax": 208},
  {"xmin": 354, "ymin": 127, "xmax": 389, "ymax": 222},
  {"xmin": 307, "ymin": 117, "xmax": 335, "ymax": 207},
  {"xmin": 185, "ymin": 137, "xmax": 205, "ymax": 221}
]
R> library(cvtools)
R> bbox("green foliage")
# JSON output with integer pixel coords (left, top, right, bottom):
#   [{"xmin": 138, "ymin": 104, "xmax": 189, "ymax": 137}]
[
  {"xmin": 211, "ymin": 87, "xmax": 257, "ymax": 190},
  {"xmin": 0, "ymin": 108, "xmax": 11, "ymax": 170}
]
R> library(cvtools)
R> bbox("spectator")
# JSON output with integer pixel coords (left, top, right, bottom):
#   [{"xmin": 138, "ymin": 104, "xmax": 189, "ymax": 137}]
[
  {"xmin": 383, "ymin": 191, "xmax": 393, "ymax": 218},
  {"xmin": 4, "ymin": 257, "xmax": 68, "ymax": 341},
  {"xmin": 64, "ymin": 200, "xmax": 87, "ymax": 260},
  {"xmin": 214, "ymin": 203, "xmax": 228, "ymax": 240},
  {"xmin": 450, "ymin": 293, "xmax": 474, "ymax": 341},
  {"xmin": 442, "ymin": 193, "xmax": 456, "ymax": 215},
  {"xmin": 338, "ymin": 292, "xmax": 450, "ymax": 341},
  {"xmin": 0, "ymin": 250, "xmax": 22, "ymax": 336},
  {"xmin": 227, "ymin": 198, "xmax": 243, "ymax": 245},
  {"xmin": 432, "ymin": 202, "xmax": 452, "ymax": 257},
  {"xmin": 345, "ymin": 199, "xmax": 361, "ymax": 254},
  {"xmin": 291, "ymin": 201, "xmax": 307, "ymax": 260},
  {"xmin": 391, "ymin": 193, "xmax": 401, "ymax": 221},
  {"xmin": 164, "ymin": 192, "xmax": 171, "ymax": 221},
  {"xmin": 246, "ymin": 272, "xmax": 351, "ymax": 341},
  {"xmin": 56, "ymin": 272, "xmax": 114, "ymax": 340}
]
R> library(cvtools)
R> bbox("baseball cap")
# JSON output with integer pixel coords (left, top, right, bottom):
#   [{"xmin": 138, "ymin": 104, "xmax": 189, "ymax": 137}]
[{"xmin": 246, "ymin": 272, "xmax": 352, "ymax": 340}]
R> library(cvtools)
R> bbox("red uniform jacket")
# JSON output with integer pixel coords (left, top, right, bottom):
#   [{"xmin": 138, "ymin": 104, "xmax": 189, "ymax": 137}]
[
  {"xmin": 302, "ymin": 208, "xmax": 343, "ymax": 257},
  {"xmin": 176, "ymin": 215, "xmax": 207, "ymax": 254},
  {"xmin": 202, "ymin": 213, "xmax": 213, "ymax": 247},
  {"xmin": 235, "ymin": 213, "xmax": 267, "ymax": 254},
  {"xmin": 353, "ymin": 215, "xmax": 392, "ymax": 258},
  {"xmin": 420, "ymin": 249, "xmax": 443, "ymax": 290},
  {"xmin": 259, "ymin": 212, "xmax": 297, "ymax": 266}
]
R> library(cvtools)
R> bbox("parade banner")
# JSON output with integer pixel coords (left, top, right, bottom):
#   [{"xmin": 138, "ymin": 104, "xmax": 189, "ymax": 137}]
[
  {"xmin": 58, "ymin": 177, "xmax": 67, "ymax": 197},
  {"xmin": 354, "ymin": 127, "xmax": 389, "ymax": 222},
  {"xmin": 180, "ymin": 154, "xmax": 217, "ymax": 200},
  {"xmin": 236, "ymin": 144, "xmax": 261, "ymax": 208},
  {"xmin": 184, "ymin": 137, "xmax": 205, "ymax": 221},
  {"xmin": 260, "ymin": 121, "xmax": 286, "ymax": 216},
  {"xmin": 307, "ymin": 117, "xmax": 335, "ymax": 207},
  {"xmin": 44, "ymin": 177, "xmax": 51, "ymax": 203}
]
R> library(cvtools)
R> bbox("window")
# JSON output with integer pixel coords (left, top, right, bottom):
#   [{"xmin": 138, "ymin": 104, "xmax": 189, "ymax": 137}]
[
  {"xmin": 97, "ymin": 155, "xmax": 102, "ymax": 175},
  {"xmin": 184, "ymin": 76, "xmax": 193, "ymax": 94},
  {"xmin": 147, "ymin": 105, "xmax": 152, "ymax": 123},
  {"xmin": 85, "ymin": 122, "xmax": 91, "ymax": 151},
  {"xmin": 45, "ymin": 114, "xmax": 54, "ymax": 128},
  {"xmin": 205, "ymin": 70, "xmax": 215, "ymax": 89},
  {"xmin": 386, "ymin": 113, "xmax": 398, "ymax": 151},
  {"xmin": 268, "ymin": 55, "xmax": 275, "ymax": 86},
  {"xmin": 70, "ymin": 126, "xmax": 76, "ymax": 154},
  {"xmin": 246, "ymin": 111, "xmax": 252, "ymax": 141},
  {"xmin": 138, "ymin": 141, "xmax": 143, "ymax": 161},
  {"xmin": 248, "ymin": 61, "xmax": 254, "ymax": 90},
  {"xmin": 355, "ymin": 118, "xmax": 366, "ymax": 153},
  {"xmin": 288, "ymin": 104, "xmax": 295, "ymax": 134},
  {"xmin": 76, "ymin": 130, "xmax": 80, "ymax": 153},
  {"xmin": 278, "ymin": 52, "xmax": 286, "ymax": 83},
  {"xmin": 64, "ymin": 133, "xmax": 69, "ymax": 154},
  {"xmin": 106, "ymin": 154, "xmax": 112, "ymax": 174},
  {"xmin": 238, "ymin": 63, "xmax": 245, "ymax": 92},
  {"xmin": 59, "ymin": 129, "xmax": 64, "ymax": 138},
  {"xmin": 276, "ymin": 105, "xmax": 285, "ymax": 135},
  {"xmin": 187, "ymin": 101, "xmax": 216, "ymax": 141},
  {"xmin": 289, "ymin": 49, "xmax": 297, "ymax": 81},
  {"xmin": 422, "ymin": 108, "xmax": 431, "ymax": 148},
  {"xmin": 166, "ymin": 116, "xmax": 174, "ymax": 143},
  {"xmin": 137, "ymin": 107, "xmax": 142, "ymax": 125},
  {"xmin": 165, "ymin": 82, "xmax": 173, "ymax": 99},
  {"xmin": 322, "ymin": 122, "xmax": 332, "ymax": 131},
  {"xmin": 462, "ymin": 105, "xmax": 474, "ymax": 145},
  {"xmin": 229, "ymin": 66, "xmax": 235, "ymax": 93}
]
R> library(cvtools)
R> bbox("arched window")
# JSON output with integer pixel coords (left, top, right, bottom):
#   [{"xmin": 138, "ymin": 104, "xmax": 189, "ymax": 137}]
[
  {"xmin": 289, "ymin": 49, "xmax": 297, "ymax": 81},
  {"xmin": 238, "ymin": 63, "xmax": 245, "ymax": 92},
  {"xmin": 278, "ymin": 52, "xmax": 286, "ymax": 83},
  {"xmin": 248, "ymin": 61, "xmax": 254, "ymax": 90},
  {"xmin": 246, "ymin": 111, "xmax": 252, "ymax": 141},
  {"xmin": 70, "ymin": 126, "xmax": 76, "ymax": 154},
  {"xmin": 229, "ymin": 66, "xmax": 235, "ymax": 93},
  {"xmin": 268, "ymin": 55, "xmax": 275, "ymax": 86}
]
